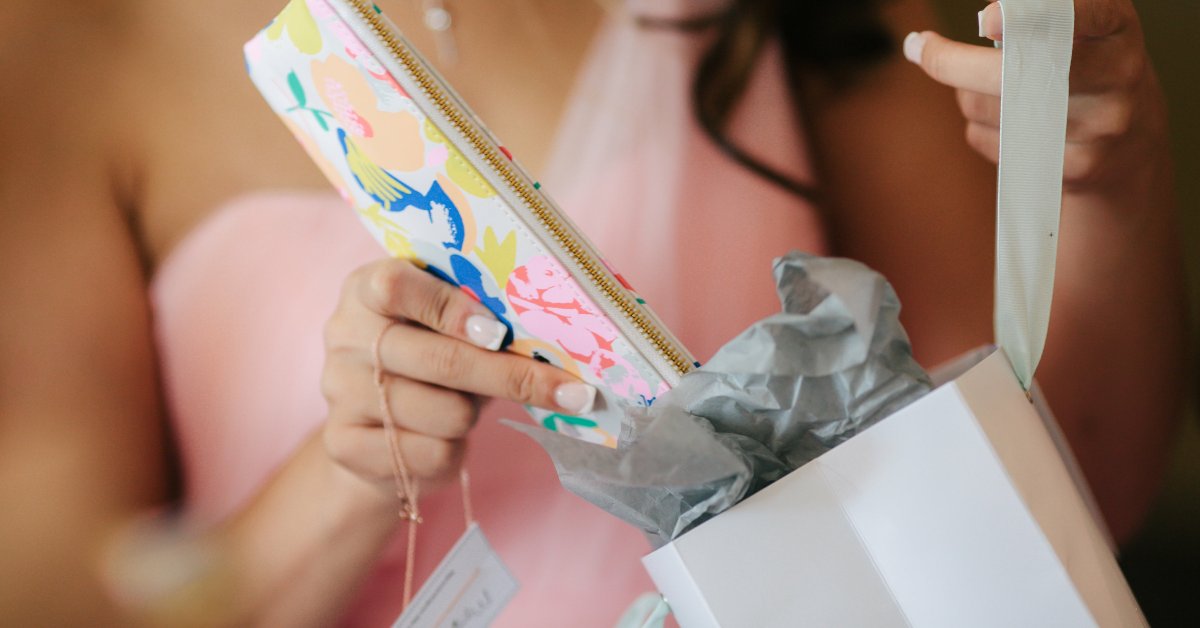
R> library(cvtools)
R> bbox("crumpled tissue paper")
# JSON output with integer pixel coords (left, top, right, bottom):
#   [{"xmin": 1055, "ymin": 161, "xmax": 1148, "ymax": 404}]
[{"xmin": 506, "ymin": 252, "xmax": 932, "ymax": 544}]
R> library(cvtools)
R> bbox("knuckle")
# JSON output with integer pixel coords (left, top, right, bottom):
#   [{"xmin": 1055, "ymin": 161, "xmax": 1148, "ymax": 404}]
[
  {"xmin": 1114, "ymin": 52, "xmax": 1147, "ymax": 88},
  {"xmin": 926, "ymin": 49, "xmax": 948, "ymax": 83},
  {"xmin": 321, "ymin": 313, "xmax": 342, "ymax": 349},
  {"xmin": 425, "ymin": 339, "xmax": 469, "ymax": 383},
  {"xmin": 1086, "ymin": 1, "xmax": 1130, "ymax": 38},
  {"xmin": 957, "ymin": 91, "xmax": 988, "ymax": 122},
  {"xmin": 442, "ymin": 394, "xmax": 478, "ymax": 437},
  {"xmin": 322, "ymin": 314, "xmax": 367, "ymax": 368},
  {"xmin": 1096, "ymin": 99, "xmax": 1135, "ymax": 139},
  {"xmin": 955, "ymin": 90, "xmax": 973, "ymax": 116},
  {"xmin": 319, "ymin": 366, "xmax": 347, "ymax": 403},
  {"xmin": 325, "ymin": 427, "xmax": 390, "ymax": 483},
  {"xmin": 1063, "ymin": 145, "xmax": 1102, "ymax": 186},
  {"xmin": 420, "ymin": 438, "xmax": 462, "ymax": 478},
  {"xmin": 418, "ymin": 282, "xmax": 457, "ymax": 332},
  {"xmin": 505, "ymin": 363, "xmax": 542, "ymax": 405},
  {"xmin": 342, "ymin": 263, "xmax": 373, "ymax": 299},
  {"xmin": 322, "ymin": 310, "xmax": 354, "ymax": 351},
  {"xmin": 322, "ymin": 426, "xmax": 355, "ymax": 467},
  {"xmin": 964, "ymin": 123, "xmax": 994, "ymax": 157},
  {"xmin": 369, "ymin": 260, "xmax": 410, "ymax": 311}
]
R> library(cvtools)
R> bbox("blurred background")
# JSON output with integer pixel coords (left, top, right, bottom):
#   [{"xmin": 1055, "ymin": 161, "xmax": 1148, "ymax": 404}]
[{"xmin": 932, "ymin": 1, "xmax": 1200, "ymax": 625}]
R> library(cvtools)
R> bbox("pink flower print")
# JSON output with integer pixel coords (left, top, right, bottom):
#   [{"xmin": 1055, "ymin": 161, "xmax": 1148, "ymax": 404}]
[
  {"xmin": 506, "ymin": 256, "xmax": 656, "ymax": 402},
  {"xmin": 328, "ymin": 21, "xmax": 407, "ymax": 98},
  {"xmin": 427, "ymin": 144, "xmax": 449, "ymax": 168},
  {"xmin": 322, "ymin": 76, "xmax": 374, "ymax": 138}
]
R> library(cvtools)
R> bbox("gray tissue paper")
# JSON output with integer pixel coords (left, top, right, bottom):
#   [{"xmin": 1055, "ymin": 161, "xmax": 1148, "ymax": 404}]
[{"xmin": 505, "ymin": 252, "xmax": 932, "ymax": 545}]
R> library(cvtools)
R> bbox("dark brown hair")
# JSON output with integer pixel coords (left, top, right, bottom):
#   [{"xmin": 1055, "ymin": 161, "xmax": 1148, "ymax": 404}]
[{"xmin": 681, "ymin": 0, "xmax": 893, "ymax": 199}]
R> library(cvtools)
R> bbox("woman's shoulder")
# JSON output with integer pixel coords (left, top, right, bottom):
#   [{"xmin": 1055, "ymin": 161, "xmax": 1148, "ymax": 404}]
[{"xmin": 0, "ymin": 0, "xmax": 143, "ymax": 160}]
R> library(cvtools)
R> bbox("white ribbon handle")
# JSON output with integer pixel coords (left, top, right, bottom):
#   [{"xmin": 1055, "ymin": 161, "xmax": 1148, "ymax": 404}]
[{"xmin": 994, "ymin": 0, "xmax": 1075, "ymax": 390}]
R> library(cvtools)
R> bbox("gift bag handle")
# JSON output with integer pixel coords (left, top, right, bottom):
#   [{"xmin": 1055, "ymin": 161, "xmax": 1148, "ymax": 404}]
[{"xmin": 993, "ymin": 0, "xmax": 1075, "ymax": 390}]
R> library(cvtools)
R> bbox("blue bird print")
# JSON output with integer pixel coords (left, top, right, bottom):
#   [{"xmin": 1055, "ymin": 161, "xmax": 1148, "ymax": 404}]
[{"xmin": 338, "ymin": 129, "xmax": 466, "ymax": 250}]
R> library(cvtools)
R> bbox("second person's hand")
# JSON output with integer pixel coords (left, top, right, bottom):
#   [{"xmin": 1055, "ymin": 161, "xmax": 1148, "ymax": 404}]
[{"xmin": 904, "ymin": 0, "xmax": 1167, "ymax": 195}]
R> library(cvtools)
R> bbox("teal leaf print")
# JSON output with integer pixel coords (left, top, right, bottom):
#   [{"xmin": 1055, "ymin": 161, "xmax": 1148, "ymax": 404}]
[
  {"xmin": 542, "ymin": 413, "xmax": 599, "ymax": 431},
  {"xmin": 288, "ymin": 71, "xmax": 307, "ymax": 108},
  {"xmin": 282, "ymin": 70, "xmax": 334, "ymax": 134}
]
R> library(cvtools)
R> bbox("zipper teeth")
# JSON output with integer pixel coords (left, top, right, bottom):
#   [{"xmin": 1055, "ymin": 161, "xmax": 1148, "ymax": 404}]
[{"xmin": 344, "ymin": 0, "xmax": 693, "ymax": 376}]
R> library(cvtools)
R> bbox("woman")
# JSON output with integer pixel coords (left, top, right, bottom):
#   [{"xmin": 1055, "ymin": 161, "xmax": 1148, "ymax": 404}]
[{"xmin": 0, "ymin": 0, "xmax": 1183, "ymax": 625}]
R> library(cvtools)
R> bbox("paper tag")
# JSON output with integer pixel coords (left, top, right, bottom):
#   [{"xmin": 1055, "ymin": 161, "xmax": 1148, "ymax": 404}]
[{"xmin": 393, "ymin": 524, "xmax": 519, "ymax": 628}]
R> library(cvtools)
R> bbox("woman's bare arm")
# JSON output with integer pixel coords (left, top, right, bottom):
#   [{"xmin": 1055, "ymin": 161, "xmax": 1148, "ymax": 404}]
[
  {"xmin": 799, "ymin": 0, "xmax": 1184, "ymax": 544},
  {"xmin": 0, "ymin": 10, "xmax": 404, "ymax": 625},
  {"xmin": 0, "ymin": 11, "xmax": 167, "ymax": 622}
]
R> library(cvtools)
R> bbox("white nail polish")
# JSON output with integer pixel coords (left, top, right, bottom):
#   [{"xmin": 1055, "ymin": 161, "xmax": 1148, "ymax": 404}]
[
  {"xmin": 978, "ymin": 10, "xmax": 986, "ymax": 38},
  {"xmin": 465, "ymin": 314, "xmax": 506, "ymax": 351},
  {"xmin": 902, "ymin": 32, "xmax": 925, "ymax": 65},
  {"xmin": 554, "ymin": 383, "xmax": 597, "ymax": 416}
]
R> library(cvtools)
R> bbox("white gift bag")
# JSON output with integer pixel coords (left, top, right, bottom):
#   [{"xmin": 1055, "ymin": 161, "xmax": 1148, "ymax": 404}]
[
  {"xmin": 643, "ymin": 348, "xmax": 1145, "ymax": 627},
  {"xmin": 642, "ymin": 0, "xmax": 1148, "ymax": 625}
]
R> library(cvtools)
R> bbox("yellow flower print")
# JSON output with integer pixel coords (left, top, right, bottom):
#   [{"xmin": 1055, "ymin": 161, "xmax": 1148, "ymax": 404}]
[
  {"xmin": 266, "ymin": 0, "xmax": 323, "ymax": 55},
  {"xmin": 384, "ymin": 230, "xmax": 416, "ymax": 260},
  {"xmin": 356, "ymin": 204, "xmax": 417, "ymax": 259},
  {"xmin": 356, "ymin": 203, "xmax": 392, "ymax": 232},
  {"xmin": 476, "ymin": 227, "xmax": 517, "ymax": 289}
]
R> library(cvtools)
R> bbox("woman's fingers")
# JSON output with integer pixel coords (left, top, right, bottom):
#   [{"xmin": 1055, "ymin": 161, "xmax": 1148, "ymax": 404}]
[
  {"xmin": 979, "ymin": 0, "xmax": 1134, "ymax": 41},
  {"xmin": 379, "ymin": 323, "xmax": 598, "ymax": 415},
  {"xmin": 959, "ymin": 119, "xmax": 1118, "ymax": 188},
  {"xmin": 1073, "ymin": 0, "xmax": 1136, "ymax": 39},
  {"xmin": 909, "ymin": 24, "xmax": 1145, "ymax": 98},
  {"xmin": 974, "ymin": 1, "xmax": 1145, "ymax": 106},
  {"xmin": 904, "ymin": 32, "xmax": 1001, "ymax": 97},
  {"xmin": 964, "ymin": 122, "xmax": 999, "ymax": 165},
  {"xmin": 324, "ymin": 424, "xmax": 466, "ymax": 484},
  {"xmin": 956, "ymin": 90, "xmax": 1001, "ymax": 129},
  {"xmin": 357, "ymin": 257, "xmax": 510, "ymax": 351},
  {"xmin": 325, "ymin": 363, "xmax": 480, "ymax": 439},
  {"xmin": 957, "ymin": 90, "xmax": 1135, "ymax": 144},
  {"xmin": 324, "ymin": 255, "xmax": 601, "ymax": 492},
  {"xmin": 909, "ymin": 0, "xmax": 1151, "ymax": 187}
]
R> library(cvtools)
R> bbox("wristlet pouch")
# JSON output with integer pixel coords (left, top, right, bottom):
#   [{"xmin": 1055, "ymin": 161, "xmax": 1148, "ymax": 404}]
[{"xmin": 245, "ymin": 0, "xmax": 697, "ymax": 446}]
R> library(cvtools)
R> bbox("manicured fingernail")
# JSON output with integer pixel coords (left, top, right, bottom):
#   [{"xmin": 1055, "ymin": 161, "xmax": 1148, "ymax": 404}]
[
  {"xmin": 979, "ymin": 4, "xmax": 1002, "ymax": 40},
  {"xmin": 554, "ymin": 382, "xmax": 597, "ymax": 415},
  {"xmin": 903, "ymin": 32, "xmax": 925, "ymax": 65},
  {"xmin": 465, "ymin": 314, "xmax": 506, "ymax": 351}
]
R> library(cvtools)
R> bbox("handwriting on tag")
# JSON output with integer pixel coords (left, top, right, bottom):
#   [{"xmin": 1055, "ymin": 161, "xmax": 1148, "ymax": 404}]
[{"xmin": 393, "ymin": 524, "xmax": 519, "ymax": 628}]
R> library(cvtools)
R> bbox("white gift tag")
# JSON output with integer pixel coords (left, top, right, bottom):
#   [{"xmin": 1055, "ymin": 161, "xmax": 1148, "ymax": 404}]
[{"xmin": 393, "ymin": 523, "xmax": 519, "ymax": 628}]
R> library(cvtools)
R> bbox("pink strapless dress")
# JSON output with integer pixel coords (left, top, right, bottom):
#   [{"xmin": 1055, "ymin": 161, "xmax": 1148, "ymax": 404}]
[{"xmin": 152, "ymin": 3, "xmax": 827, "ymax": 625}]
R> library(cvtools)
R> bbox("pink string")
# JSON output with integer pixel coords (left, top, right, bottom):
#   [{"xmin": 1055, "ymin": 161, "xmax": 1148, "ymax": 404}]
[{"xmin": 372, "ymin": 323, "xmax": 476, "ymax": 611}]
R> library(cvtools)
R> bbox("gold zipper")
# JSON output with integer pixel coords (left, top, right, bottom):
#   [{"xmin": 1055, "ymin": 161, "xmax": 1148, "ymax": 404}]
[{"xmin": 343, "ymin": 0, "xmax": 695, "ymax": 377}]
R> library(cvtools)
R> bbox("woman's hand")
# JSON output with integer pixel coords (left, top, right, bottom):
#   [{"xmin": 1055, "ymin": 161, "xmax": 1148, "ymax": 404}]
[
  {"xmin": 320, "ymin": 257, "xmax": 598, "ymax": 492},
  {"xmin": 903, "ymin": 0, "xmax": 1167, "ymax": 194},
  {"xmin": 884, "ymin": 0, "xmax": 1184, "ymax": 543}
]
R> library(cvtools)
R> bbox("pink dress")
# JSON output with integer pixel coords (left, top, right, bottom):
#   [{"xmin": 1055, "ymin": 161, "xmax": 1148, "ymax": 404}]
[{"xmin": 152, "ymin": 2, "xmax": 827, "ymax": 625}]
